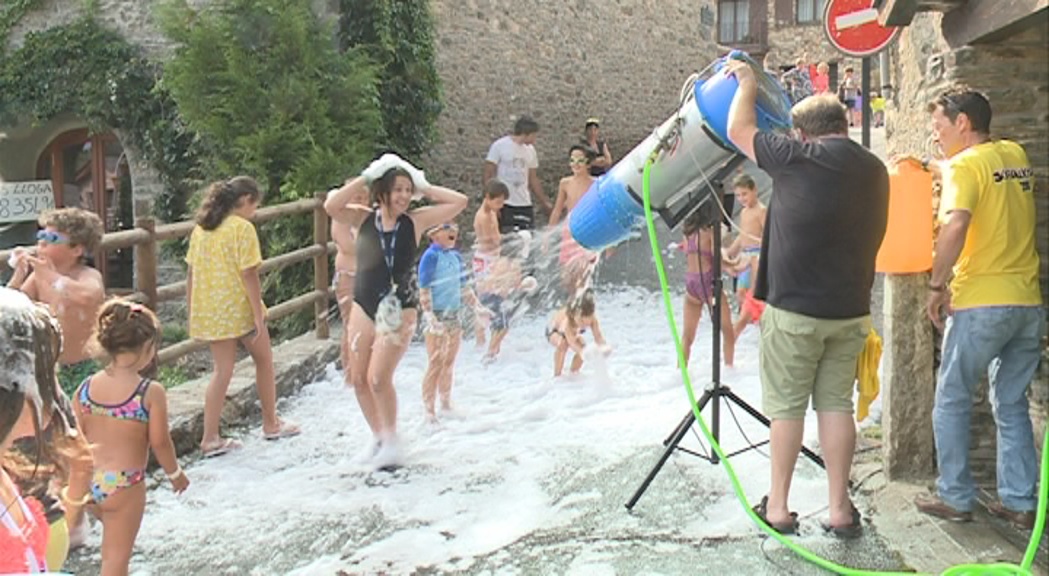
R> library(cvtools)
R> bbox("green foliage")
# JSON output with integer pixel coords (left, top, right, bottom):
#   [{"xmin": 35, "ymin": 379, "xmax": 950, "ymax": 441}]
[
  {"xmin": 158, "ymin": 0, "xmax": 385, "ymax": 332},
  {"xmin": 161, "ymin": 323, "xmax": 189, "ymax": 346},
  {"xmin": 339, "ymin": 0, "xmax": 442, "ymax": 161},
  {"xmin": 158, "ymin": 363, "xmax": 194, "ymax": 389},
  {"xmin": 0, "ymin": 18, "xmax": 203, "ymax": 223},
  {"xmin": 159, "ymin": 0, "xmax": 384, "ymax": 195},
  {"xmin": 0, "ymin": 0, "xmax": 44, "ymax": 49}
]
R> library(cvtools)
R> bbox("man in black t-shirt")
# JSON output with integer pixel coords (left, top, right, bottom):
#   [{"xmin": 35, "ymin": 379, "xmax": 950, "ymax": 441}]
[{"xmin": 725, "ymin": 58, "xmax": 888, "ymax": 539}]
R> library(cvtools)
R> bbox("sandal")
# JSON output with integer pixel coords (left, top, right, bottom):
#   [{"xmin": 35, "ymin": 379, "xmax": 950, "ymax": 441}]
[
  {"xmin": 263, "ymin": 419, "xmax": 301, "ymax": 441},
  {"xmin": 752, "ymin": 495, "xmax": 800, "ymax": 535},
  {"xmin": 821, "ymin": 502, "xmax": 864, "ymax": 539},
  {"xmin": 201, "ymin": 438, "xmax": 242, "ymax": 458}
]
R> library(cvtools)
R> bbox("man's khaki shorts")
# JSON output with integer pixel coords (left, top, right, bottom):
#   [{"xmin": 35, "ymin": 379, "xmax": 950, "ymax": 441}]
[{"xmin": 759, "ymin": 304, "xmax": 870, "ymax": 420}]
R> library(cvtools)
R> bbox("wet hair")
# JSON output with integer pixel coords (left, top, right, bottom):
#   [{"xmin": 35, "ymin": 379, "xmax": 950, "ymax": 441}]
[
  {"xmin": 39, "ymin": 208, "xmax": 104, "ymax": 258},
  {"xmin": 791, "ymin": 93, "xmax": 849, "ymax": 137},
  {"xmin": 732, "ymin": 174, "xmax": 756, "ymax": 191},
  {"xmin": 0, "ymin": 388, "xmax": 29, "ymax": 452},
  {"xmin": 484, "ymin": 179, "xmax": 510, "ymax": 200},
  {"xmin": 370, "ymin": 167, "xmax": 414, "ymax": 206},
  {"xmin": 513, "ymin": 115, "xmax": 540, "ymax": 136},
  {"xmin": 569, "ymin": 144, "xmax": 593, "ymax": 163},
  {"xmin": 2, "ymin": 299, "xmax": 87, "ymax": 495},
  {"xmin": 928, "ymin": 87, "xmax": 992, "ymax": 135},
  {"xmin": 94, "ymin": 298, "xmax": 161, "ymax": 360},
  {"xmin": 683, "ymin": 197, "xmax": 720, "ymax": 237},
  {"xmin": 566, "ymin": 290, "xmax": 596, "ymax": 327},
  {"xmin": 195, "ymin": 176, "xmax": 262, "ymax": 231}
]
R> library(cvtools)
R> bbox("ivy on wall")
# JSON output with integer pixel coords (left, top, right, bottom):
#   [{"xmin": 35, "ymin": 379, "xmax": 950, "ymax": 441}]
[
  {"xmin": 339, "ymin": 0, "xmax": 443, "ymax": 161},
  {"xmin": 0, "ymin": 0, "xmax": 44, "ymax": 49},
  {"xmin": 0, "ymin": 17, "xmax": 202, "ymax": 223}
]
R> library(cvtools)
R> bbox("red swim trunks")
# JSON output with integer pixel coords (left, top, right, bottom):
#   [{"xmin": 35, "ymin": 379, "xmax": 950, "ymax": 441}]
[{"xmin": 742, "ymin": 289, "xmax": 766, "ymax": 324}]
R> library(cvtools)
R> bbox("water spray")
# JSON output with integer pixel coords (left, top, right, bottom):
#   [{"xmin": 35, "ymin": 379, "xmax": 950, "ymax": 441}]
[{"xmin": 562, "ymin": 46, "xmax": 1046, "ymax": 575}]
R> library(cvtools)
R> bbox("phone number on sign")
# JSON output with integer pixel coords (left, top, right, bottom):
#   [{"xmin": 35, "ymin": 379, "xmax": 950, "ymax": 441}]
[{"xmin": 0, "ymin": 183, "xmax": 56, "ymax": 223}]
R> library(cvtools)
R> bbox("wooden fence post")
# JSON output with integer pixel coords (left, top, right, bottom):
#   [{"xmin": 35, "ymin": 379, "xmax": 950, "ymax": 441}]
[
  {"xmin": 135, "ymin": 217, "xmax": 158, "ymax": 311},
  {"xmin": 313, "ymin": 193, "xmax": 330, "ymax": 340}
]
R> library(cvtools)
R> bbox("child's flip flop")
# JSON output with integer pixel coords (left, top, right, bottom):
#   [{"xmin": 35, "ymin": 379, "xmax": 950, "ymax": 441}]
[
  {"xmin": 202, "ymin": 438, "xmax": 242, "ymax": 458},
  {"xmin": 263, "ymin": 420, "xmax": 301, "ymax": 441}
]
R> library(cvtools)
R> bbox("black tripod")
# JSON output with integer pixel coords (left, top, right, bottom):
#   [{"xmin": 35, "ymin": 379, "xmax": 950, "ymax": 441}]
[{"xmin": 625, "ymin": 171, "xmax": 826, "ymax": 511}]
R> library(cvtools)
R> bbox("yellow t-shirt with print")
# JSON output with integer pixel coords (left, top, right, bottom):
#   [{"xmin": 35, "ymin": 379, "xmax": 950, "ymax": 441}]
[
  {"xmin": 938, "ymin": 140, "xmax": 1041, "ymax": 309},
  {"xmin": 185, "ymin": 214, "xmax": 265, "ymax": 340}
]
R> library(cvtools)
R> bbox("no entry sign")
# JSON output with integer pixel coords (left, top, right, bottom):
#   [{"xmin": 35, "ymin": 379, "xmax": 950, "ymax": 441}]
[{"xmin": 823, "ymin": 0, "xmax": 900, "ymax": 57}]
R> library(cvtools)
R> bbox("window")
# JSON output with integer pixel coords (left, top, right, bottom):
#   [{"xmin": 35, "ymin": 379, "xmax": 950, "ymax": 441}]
[
  {"xmin": 796, "ymin": 0, "xmax": 826, "ymax": 23},
  {"xmin": 718, "ymin": 0, "xmax": 751, "ymax": 43}
]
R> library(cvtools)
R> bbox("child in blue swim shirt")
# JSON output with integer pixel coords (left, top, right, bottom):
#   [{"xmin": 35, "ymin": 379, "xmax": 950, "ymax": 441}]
[{"xmin": 418, "ymin": 222, "xmax": 484, "ymax": 422}]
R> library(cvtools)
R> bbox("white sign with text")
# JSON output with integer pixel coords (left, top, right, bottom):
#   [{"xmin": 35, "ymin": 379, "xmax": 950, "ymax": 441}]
[{"xmin": 0, "ymin": 181, "xmax": 55, "ymax": 223}]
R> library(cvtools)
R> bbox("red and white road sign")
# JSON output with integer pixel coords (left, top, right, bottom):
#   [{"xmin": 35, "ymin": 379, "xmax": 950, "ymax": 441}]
[{"xmin": 823, "ymin": 0, "xmax": 900, "ymax": 58}]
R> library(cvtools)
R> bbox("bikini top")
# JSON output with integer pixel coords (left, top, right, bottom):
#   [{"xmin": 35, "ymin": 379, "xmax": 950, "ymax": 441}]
[
  {"xmin": 685, "ymin": 234, "xmax": 714, "ymax": 259},
  {"xmin": 77, "ymin": 376, "xmax": 151, "ymax": 423}
]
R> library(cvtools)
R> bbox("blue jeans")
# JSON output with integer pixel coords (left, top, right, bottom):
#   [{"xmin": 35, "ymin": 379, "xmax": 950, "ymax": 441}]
[{"xmin": 934, "ymin": 305, "xmax": 1046, "ymax": 512}]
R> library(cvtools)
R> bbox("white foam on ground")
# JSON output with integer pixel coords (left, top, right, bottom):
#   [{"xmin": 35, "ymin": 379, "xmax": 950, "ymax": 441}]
[{"xmin": 102, "ymin": 287, "xmax": 879, "ymax": 575}]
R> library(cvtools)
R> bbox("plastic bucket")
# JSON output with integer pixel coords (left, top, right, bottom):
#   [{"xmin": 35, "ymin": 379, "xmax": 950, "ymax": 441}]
[
  {"xmin": 876, "ymin": 158, "xmax": 934, "ymax": 273},
  {"xmin": 568, "ymin": 177, "xmax": 644, "ymax": 252},
  {"xmin": 694, "ymin": 50, "xmax": 793, "ymax": 151}
]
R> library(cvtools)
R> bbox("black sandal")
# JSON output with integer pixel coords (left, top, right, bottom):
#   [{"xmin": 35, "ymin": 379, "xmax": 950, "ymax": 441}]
[
  {"xmin": 821, "ymin": 503, "xmax": 863, "ymax": 539},
  {"xmin": 753, "ymin": 495, "xmax": 800, "ymax": 535}
]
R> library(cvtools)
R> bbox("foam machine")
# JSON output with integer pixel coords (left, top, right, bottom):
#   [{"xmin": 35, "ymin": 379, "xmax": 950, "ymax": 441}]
[
  {"xmin": 564, "ymin": 51, "xmax": 827, "ymax": 510},
  {"xmin": 567, "ymin": 51, "xmax": 793, "ymax": 250}
]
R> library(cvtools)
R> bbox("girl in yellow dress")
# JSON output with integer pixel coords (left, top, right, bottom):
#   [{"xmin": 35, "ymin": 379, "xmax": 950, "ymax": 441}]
[{"xmin": 186, "ymin": 177, "xmax": 300, "ymax": 457}]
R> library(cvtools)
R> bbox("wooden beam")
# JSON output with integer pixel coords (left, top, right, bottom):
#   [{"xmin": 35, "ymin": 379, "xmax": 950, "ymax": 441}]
[
  {"xmin": 942, "ymin": 0, "xmax": 1048, "ymax": 47},
  {"xmin": 879, "ymin": 0, "xmax": 922, "ymax": 27},
  {"xmin": 878, "ymin": 0, "xmax": 967, "ymax": 27}
]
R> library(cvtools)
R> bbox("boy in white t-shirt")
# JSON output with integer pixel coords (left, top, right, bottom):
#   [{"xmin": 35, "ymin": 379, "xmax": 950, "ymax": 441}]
[{"xmin": 483, "ymin": 115, "xmax": 551, "ymax": 233}]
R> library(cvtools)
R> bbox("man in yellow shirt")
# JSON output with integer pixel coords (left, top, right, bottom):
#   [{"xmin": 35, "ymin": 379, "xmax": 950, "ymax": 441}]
[{"xmin": 914, "ymin": 88, "xmax": 1044, "ymax": 531}]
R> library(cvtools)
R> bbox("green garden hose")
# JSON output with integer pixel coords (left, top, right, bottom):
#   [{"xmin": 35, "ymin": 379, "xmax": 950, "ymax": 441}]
[{"xmin": 640, "ymin": 157, "xmax": 1047, "ymax": 576}]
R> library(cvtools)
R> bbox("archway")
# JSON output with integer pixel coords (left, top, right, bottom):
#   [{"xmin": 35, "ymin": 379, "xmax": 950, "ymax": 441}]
[{"xmin": 36, "ymin": 129, "xmax": 134, "ymax": 289}]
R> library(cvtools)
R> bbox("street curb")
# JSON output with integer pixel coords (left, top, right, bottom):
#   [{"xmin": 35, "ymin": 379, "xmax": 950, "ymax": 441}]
[{"xmin": 162, "ymin": 330, "xmax": 341, "ymax": 459}]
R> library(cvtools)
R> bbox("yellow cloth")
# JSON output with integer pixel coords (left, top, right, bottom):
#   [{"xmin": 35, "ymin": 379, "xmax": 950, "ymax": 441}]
[
  {"xmin": 855, "ymin": 328, "xmax": 882, "ymax": 422},
  {"xmin": 46, "ymin": 517, "xmax": 69, "ymax": 572},
  {"xmin": 939, "ymin": 141, "xmax": 1041, "ymax": 309},
  {"xmin": 870, "ymin": 97, "xmax": 886, "ymax": 112},
  {"xmin": 185, "ymin": 214, "xmax": 265, "ymax": 340}
]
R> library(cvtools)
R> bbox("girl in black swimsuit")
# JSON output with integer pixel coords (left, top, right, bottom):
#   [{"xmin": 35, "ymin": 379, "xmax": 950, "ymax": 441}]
[{"xmin": 324, "ymin": 154, "xmax": 467, "ymax": 471}]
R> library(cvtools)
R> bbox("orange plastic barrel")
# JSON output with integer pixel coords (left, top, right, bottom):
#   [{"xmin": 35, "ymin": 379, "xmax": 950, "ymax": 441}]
[{"xmin": 876, "ymin": 158, "xmax": 934, "ymax": 273}]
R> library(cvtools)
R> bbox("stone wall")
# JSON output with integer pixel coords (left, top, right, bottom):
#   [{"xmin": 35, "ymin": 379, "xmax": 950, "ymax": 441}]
[
  {"xmin": 762, "ymin": 0, "xmax": 867, "ymax": 87},
  {"xmin": 424, "ymin": 0, "xmax": 719, "ymax": 217},
  {"xmin": 885, "ymin": 11, "xmax": 1049, "ymax": 477}
]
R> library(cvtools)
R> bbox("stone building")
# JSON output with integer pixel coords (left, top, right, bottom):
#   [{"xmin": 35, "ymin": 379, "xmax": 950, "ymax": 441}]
[
  {"xmin": 715, "ymin": 0, "xmax": 872, "ymax": 90},
  {"xmin": 1, "ymin": 0, "xmax": 722, "ymax": 268},
  {"xmin": 424, "ymin": 0, "xmax": 721, "ymax": 214},
  {"xmin": 878, "ymin": 0, "xmax": 1048, "ymax": 483}
]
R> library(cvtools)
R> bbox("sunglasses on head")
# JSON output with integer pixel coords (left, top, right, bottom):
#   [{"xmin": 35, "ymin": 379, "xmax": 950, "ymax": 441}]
[
  {"xmin": 37, "ymin": 230, "xmax": 70, "ymax": 245},
  {"xmin": 436, "ymin": 223, "xmax": 458, "ymax": 232}
]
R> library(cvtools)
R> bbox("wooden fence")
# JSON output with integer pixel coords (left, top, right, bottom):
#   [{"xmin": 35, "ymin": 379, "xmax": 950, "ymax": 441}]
[{"xmin": 0, "ymin": 192, "xmax": 334, "ymax": 366}]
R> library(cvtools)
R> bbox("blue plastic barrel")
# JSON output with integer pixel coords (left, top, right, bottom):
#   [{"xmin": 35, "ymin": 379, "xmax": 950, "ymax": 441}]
[
  {"xmin": 568, "ymin": 177, "xmax": 643, "ymax": 252},
  {"xmin": 695, "ymin": 50, "xmax": 793, "ymax": 152}
]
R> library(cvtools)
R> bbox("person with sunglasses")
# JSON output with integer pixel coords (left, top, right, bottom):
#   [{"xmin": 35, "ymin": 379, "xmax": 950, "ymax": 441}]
[
  {"xmin": 6, "ymin": 208, "xmax": 106, "ymax": 398},
  {"xmin": 418, "ymin": 221, "xmax": 486, "ymax": 423},
  {"xmin": 549, "ymin": 144, "xmax": 599, "ymax": 299}
]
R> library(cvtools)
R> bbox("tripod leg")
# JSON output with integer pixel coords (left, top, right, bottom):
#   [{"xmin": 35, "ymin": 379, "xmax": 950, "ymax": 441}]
[
  {"xmin": 626, "ymin": 408, "xmax": 696, "ymax": 510},
  {"xmin": 661, "ymin": 388, "xmax": 715, "ymax": 446},
  {"xmin": 722, "ymin": 390, "xmax": 827, "ymax": 470}
]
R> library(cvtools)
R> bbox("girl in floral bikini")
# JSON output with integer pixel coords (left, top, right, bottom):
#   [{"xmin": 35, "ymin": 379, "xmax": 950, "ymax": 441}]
[
  {"xmin": 679, "ymin": 205, "xmax": 737, "ymax": 368},
  {"xmin": 74, "ymin": 300, "xmax": 188, "ymax": 574}
]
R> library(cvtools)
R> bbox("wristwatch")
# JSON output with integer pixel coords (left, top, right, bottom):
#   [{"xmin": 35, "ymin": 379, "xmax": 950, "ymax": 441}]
[{"xmin": 928, "ymin": 282, "xmax": 945, "ymax": 292}]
